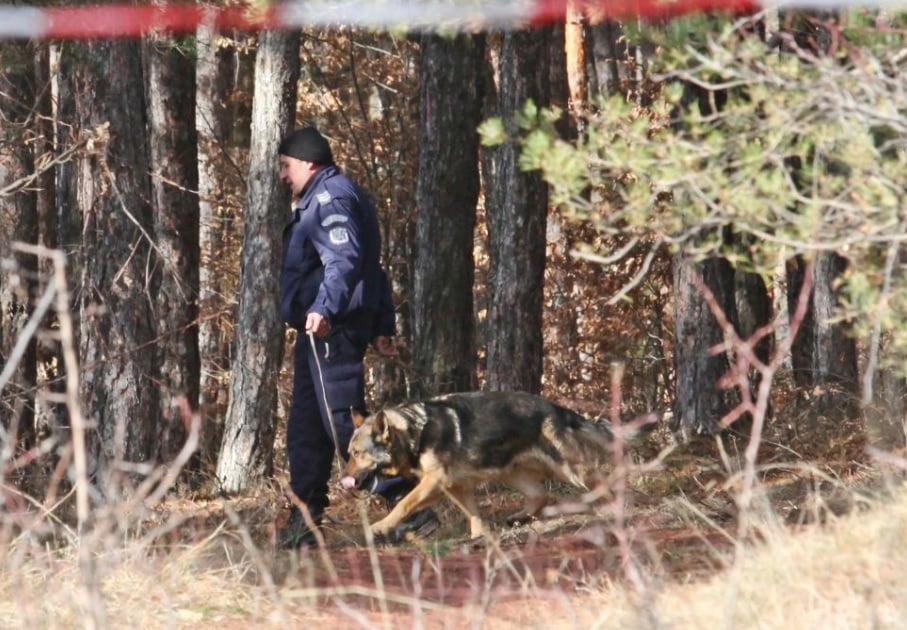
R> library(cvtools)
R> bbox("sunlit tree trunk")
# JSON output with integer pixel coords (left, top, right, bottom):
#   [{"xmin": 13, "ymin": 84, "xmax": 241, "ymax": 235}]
[
  {"xmin": 563, "ymin": 0, "xmax": 588, "ymax": 123},
  {"xmin": 216, "ymin": 29, "xmax": 300, "ymax": 493},
  {"xmin": 196, "ymin": 22, "xmax": 238, "ymax": 463},
  {"xmin": 70, "ymin": 38, "xmax": 159, "ymax": 484},
  {"xmin": 411, "ymin": 33, "xmax": 484, "ymax": 396}
]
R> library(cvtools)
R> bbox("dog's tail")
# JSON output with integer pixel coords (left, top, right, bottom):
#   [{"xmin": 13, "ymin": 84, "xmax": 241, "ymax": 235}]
[
  {"xmin": 559, "ymin": 410, "xmax": 660, "ymax": 475},
  {"xmin": 611, "ymin": 410, "xmax": 661, "ymax": 442}
]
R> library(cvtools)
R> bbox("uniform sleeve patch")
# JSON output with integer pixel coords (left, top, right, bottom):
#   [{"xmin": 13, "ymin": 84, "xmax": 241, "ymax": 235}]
[
  {"xmin": 329, "ymin": 227, "xmax": 350, "ymax": 245},
  {"xmin": 316, "ymin": 190, "xmax": 332, "ymax": 204},
  {"xmin": 321, "ymin": 213, "xmax": 349, "ymax": 227}
]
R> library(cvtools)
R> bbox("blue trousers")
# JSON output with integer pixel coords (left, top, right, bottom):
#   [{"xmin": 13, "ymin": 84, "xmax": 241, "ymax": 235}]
[{"xmin": 286, "ymin": 327, "xmax": 408, "ymax": 514}]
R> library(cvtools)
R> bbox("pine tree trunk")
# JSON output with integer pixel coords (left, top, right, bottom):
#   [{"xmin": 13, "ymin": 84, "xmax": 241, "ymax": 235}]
[
  {"xmin": 412, "ymin": 33, "xmax": 484, "ymax": 396},
  {"xmin": 483, "ymin": 29, "xmax": 552, "ymax": 394},
  {"xmin": 0, "ymin": 41, "xmax": 40, "ymax": 448},
  {"xmin": 216, "ymin": 29, "xmax": 300, "ymax": 493},
  {"xmin": 564, "ymin": 1, "xmax": 588, "ymax": 112},
  {"xmin": 672, "ymin": 254, "xmax": 740, "ymax": 438},
  {"xmin": 588, "ymin": 20, "xmax": 628, "ymax": 97},
  {"xmin": 145, "ymin": 34, "xmax": 200, "ymax": 465},
  {"xmin": 787, "ymin": 253, "xmax": 859, "ymax": 419},
  {"xmin": 70, "ymin": 38, "xmax": 160, "ymax": 482},
  {"xmin": 47, "ymin": 44, "xmax": 79, "ymax": 440},
  {"xmin": 33, "ymin": 43, "xmax": 60, "ymax": 439},
  {"xmin": 196, "ymin": 23, "xmax": 238, "ymax": 462}
]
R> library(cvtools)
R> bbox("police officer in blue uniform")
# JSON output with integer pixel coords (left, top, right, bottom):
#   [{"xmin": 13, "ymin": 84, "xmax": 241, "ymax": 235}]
[{"xmin": 275, "ymin": 127, "xmax": 438, "ymax": 548}]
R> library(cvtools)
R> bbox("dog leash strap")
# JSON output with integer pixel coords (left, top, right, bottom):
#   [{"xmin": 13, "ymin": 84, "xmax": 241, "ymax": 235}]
[{"xmin": 307, "ymin": 331, "xmax": 345, "ymax": 468}]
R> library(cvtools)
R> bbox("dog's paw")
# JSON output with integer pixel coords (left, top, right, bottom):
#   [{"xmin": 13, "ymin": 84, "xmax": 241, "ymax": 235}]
[
  {"xmin": 370, "ymin": 527, "xmax": 402, "ymax": 546},
  {"xmin": 368, "ymin": 522, "xmax": 394, "ymax": 544}
]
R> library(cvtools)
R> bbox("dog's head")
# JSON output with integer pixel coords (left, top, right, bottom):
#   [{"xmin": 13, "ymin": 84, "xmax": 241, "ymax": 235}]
[{"xmin": 343, "ymin": 409, "xmax": 403, "ymax": 491}]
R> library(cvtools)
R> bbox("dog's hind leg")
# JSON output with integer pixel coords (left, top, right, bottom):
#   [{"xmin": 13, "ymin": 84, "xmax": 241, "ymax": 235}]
[
  {"xmin": 500, "ymin": 469, "xmax": 549, "ymax": 526},
  {"xmin": 446, "ymin": 485, "xmax": 486, "ymax": 539}
]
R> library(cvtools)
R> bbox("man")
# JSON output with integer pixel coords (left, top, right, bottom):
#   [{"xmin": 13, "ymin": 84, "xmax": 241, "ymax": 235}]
[{"xmin": 276, "ymin": 126, "xmax": 438, "ymax": 548}]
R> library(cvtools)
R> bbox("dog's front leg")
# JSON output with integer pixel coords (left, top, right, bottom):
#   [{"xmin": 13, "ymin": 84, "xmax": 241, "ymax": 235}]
[{"xmin": 369, "ymin": 474, "xmax": 441, "ymax": 538}]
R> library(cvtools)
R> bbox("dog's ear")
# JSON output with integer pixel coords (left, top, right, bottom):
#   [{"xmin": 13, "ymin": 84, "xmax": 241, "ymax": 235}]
[
  {"xmin": 351, "ymin": 407, "xmax": 367, "ymax": 428},
  {"xmin": 373, "ymin": 411, "xmax": 391, "ymax": 438}
]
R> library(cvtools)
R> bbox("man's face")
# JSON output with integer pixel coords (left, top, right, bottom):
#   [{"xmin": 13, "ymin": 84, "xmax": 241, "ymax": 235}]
[{"xmin": 279, "ymin": 155, "xmax": 318, "ymax": 199}]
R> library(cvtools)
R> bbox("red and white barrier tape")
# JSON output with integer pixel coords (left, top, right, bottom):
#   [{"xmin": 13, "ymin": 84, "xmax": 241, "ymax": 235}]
[{"xmin": 0, "ymin": 0, "xmax": 899, "ymax": 40}]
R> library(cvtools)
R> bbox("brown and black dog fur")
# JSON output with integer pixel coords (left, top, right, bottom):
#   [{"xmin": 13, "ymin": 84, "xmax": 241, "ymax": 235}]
[{"xmin": 345, "ymin": 390, "xmax": 646, "ymax": 540}]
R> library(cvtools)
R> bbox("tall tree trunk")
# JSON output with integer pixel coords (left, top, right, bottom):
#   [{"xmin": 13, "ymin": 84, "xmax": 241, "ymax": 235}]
[
  {"xmin": 787, "ymin": 253, "xmax": 858, "ymax": 419},
  {"xmin": 33, "ymin": 43, "xmax": 61, "ymax": 439},
  {"xmin": 411, "ymin": 33, "xmax": 484, "ymax": 397},
  {"xmin": 216, "ymin": 29, "xmax": 300, "ymax": 493},
  {"xmin": 672, "ymin": 254, "xmax": 740, "ymax": 438},
  {"xmin": 48, "ymin": 43, "xmax": 80, "ymax": 446},
  {"xmin": 0, "ymin": 41, "xmax": 40, "ymax": 449},
  {"xmin": 70, "ymin": 38, "xmax": 159, "ymax": 485},
  {"xmin": 145, "ymin": 34, "xmax": 200, "ymax": 465},
  {"xmin": 196, "ymin": 23, "xmax": 238, "ymax": 464},
  {"xmin": 483, "ymin": 29, "xmax": 552, "ymax": 393}
]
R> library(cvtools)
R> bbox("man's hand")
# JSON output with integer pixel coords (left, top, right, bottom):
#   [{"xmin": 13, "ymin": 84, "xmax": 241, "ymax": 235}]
[
  {"xmin": 371, "ymin": 335, "xmax": 398, "ymax": 357},
  {"xmin": 305, "ymin": 311, "xmax": 331, "ymax": 338}
]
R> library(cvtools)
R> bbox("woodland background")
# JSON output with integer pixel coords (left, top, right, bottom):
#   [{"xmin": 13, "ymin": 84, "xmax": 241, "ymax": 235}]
[{"xmin": 1, "ymin": 4, "xmax": 907, "ymax": 625}]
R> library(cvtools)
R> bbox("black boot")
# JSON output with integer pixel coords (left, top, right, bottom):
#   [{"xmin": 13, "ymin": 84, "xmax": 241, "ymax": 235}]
[
  {"xmin": 276, "ymin": 506, "xmax": 322, "ymax": 549},
  {"xmin": 380, "ymin": 493, "xmax": 441, "ymax": 544}
]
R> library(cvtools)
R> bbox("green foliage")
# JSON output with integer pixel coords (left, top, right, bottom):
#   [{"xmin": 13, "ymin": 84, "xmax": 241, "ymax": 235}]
[{"xmin": 481, "ymin": 12, "xmax": 907, "ymax": 371}]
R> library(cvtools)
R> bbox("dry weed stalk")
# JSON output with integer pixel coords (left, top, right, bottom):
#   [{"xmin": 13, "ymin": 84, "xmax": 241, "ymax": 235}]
[
  {"xmin": 692, "ymin": 259, "xmax": 813, "ymax": 533},
  {"xmin": 0, "ymin": 243, "xmax": 237, "ymax": 627}
]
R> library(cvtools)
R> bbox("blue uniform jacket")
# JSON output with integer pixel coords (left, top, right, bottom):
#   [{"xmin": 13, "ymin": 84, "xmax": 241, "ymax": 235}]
[{"xmin": 281, "ymin": 165, "xmax": 395, "ymax": 338}]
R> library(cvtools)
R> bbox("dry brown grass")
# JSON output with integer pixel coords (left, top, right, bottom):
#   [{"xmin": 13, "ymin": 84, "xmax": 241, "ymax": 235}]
[{"xmin": 1, "ymin": 457, "xmax": 905, "ymax": 629}]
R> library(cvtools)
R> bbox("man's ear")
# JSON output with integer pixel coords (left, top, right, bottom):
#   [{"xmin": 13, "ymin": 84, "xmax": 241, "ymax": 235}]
[{"xmin": 351, "ymin": 408, "xmax": 367, "ymax": 428}]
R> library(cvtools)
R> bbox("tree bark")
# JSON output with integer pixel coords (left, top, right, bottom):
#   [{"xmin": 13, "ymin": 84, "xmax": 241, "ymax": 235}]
[
  {"xmin": 671, "ymin": 254, "xmax": 740, "ymax": 438},
  {"xmin": 483, "ymin": 29, "xmax": 552, "ymax": 394},
  {"xmin": 32, "ymin": 43, "xmax": 61, "ymax": 438},
  {"xmin": 196, "ymin": 23, "xmax": 238, "ymax": 461},
  {"xmin": 564, "ymin": 1, "xmax": 588, "ymax": 113},
  {"xmin": 411, "ymin": 33, "xmax": 485, "ymax": 396},
  {"xmin": 0, "ymin": 41, "xmax": 40, "ymax": 448},
  {"xmin": 70, "ymin": 38, "xmax": 159, "ymax": 483},
  {"xmin": 145, "ymin": 34, "xmax": 200, "ymax": 464},
  {"xmin": 787, "ymin": 253, "xmax": 859, "ymax": 419},
  {"xmin": 216, "ymin": 29, "xmax": 300, "ymax": 493},
  {"xmin": 588, "ymin": 20, "xmax": 628, "ymax": 97}
]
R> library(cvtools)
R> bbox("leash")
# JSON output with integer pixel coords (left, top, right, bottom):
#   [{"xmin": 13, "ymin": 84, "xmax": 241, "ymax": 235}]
[
  {"xmin": 307, "ymin": 329, "xmax": 384, "ymax": 496},
  {"xmin": 307, "ymin": 330, "xmax": 347, "ymax": 471}
]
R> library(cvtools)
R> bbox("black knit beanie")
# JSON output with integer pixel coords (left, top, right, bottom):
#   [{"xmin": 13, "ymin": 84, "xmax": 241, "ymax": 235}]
[{"xmin": 278, "ymin": 127, "xmax": 334, "ymax": 165}]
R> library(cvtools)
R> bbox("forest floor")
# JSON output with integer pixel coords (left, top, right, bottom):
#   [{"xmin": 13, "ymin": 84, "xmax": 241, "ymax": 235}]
[{"xmin": 137, "ymin": 408, "xmax": 907, "ymax": 627}]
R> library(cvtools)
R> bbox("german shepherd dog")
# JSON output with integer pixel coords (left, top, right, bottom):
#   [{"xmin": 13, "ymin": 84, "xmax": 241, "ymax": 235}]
[{"xmin": 343, "ymin": 390, "xmax": 643, "ymax": 540}]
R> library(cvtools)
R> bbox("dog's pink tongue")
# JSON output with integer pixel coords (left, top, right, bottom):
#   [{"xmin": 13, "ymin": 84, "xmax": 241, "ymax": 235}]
[{"xmin": 340, "ymin": 475, "xmax": 357, "ymax": 491}]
